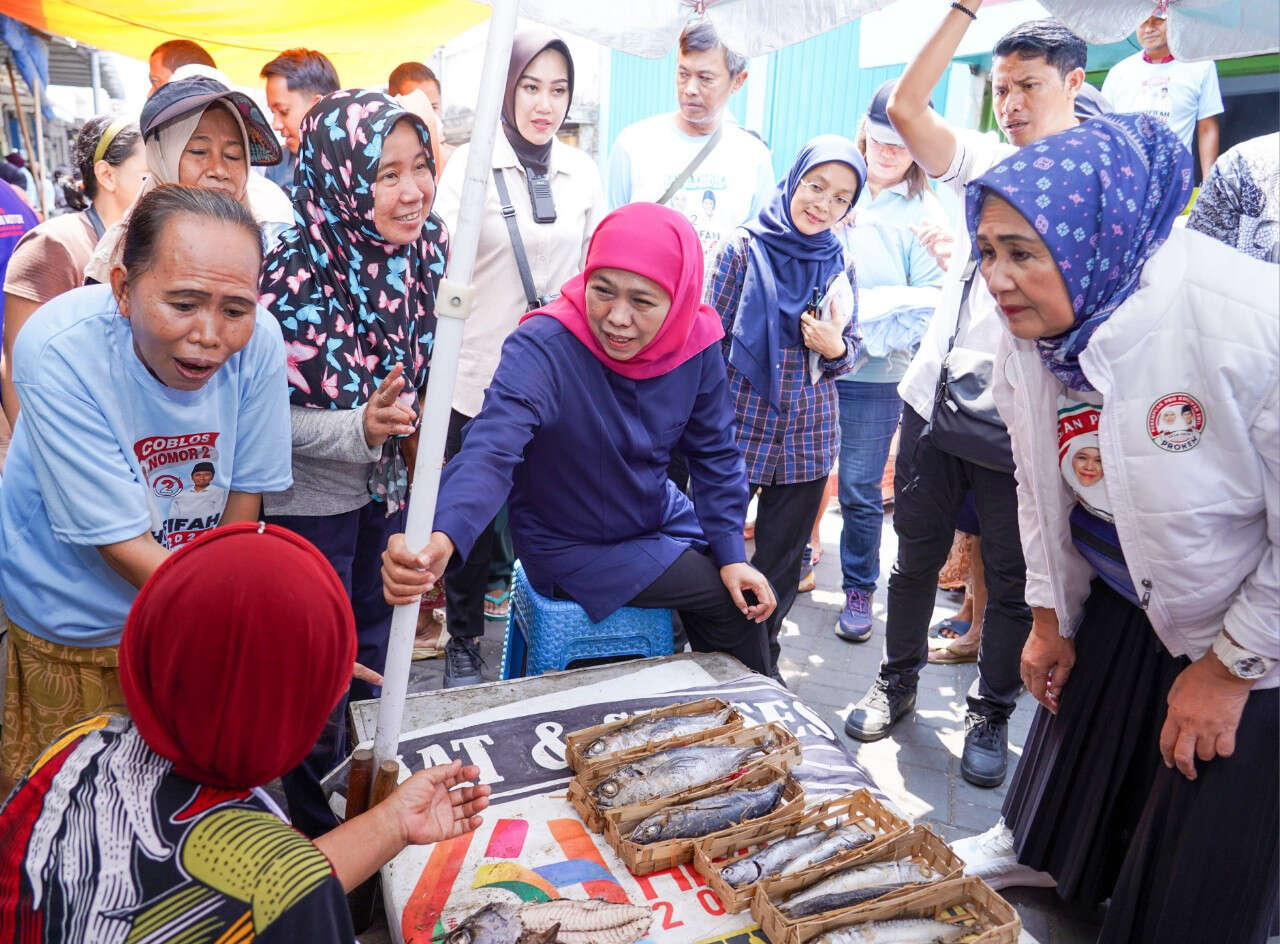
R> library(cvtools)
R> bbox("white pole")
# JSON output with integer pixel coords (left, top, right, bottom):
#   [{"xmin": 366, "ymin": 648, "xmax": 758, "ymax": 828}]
[{"xmin": 372, "ymin": 0, "xmax": 521, "ymax": 769}]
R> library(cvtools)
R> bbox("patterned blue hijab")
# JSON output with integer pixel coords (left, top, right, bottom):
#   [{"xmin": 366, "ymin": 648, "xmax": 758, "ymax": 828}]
[
  {"xmin": 729, "ymin": 135, "xmax": 865, "ymax": 413},
  {"xmin": 965, "ymin": 113, "xmax": 1191, "ymax": 390}
]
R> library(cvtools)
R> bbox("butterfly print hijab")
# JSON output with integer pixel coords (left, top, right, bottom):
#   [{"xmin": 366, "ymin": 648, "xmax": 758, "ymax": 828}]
[{"xmin": 260, "ymin": 89, "xmax": 447, "ymax": 414}]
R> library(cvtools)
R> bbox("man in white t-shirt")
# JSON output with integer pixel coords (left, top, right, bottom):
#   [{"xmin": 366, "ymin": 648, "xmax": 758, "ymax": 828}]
[
  {"xmin": 607, "ymin": 18, "xmax": 774, "ymax": 268},
  {"xmin": 844, "ymin": 7, "xmax": 1088, "ymax": 800},
  {"xmin": 1101, "ymin": 9, "xmax": 1222, "ymax": 177}
]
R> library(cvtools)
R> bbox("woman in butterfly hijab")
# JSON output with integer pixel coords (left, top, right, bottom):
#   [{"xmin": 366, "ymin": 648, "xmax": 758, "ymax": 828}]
[{"xmin": 258, "ymin": 88, "xmax": 447, "ymax": 838}]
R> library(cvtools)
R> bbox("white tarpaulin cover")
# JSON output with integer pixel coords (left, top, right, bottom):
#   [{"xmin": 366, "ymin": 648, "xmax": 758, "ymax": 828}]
[
  {"xmin": 494, "ymin": 0, "xmax": 897, "ymax": 59},
  {"xmin": 1037, "ymin": 0, "xmax": 1278, "ymax": 61}
]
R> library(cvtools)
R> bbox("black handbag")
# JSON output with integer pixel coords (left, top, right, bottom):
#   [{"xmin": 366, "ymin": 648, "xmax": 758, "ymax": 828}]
[{"xmin": 924, "ymin": 260, "xmax": 1015, "ymax": 474}]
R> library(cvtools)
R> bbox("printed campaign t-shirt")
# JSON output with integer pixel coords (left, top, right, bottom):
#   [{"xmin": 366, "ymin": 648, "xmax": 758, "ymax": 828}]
[
  {"xmin": 1058, "ymin": 391, "xmax": 1138, "ymax": 605},
  {"xmin": 608, "ymin": 112, "xmax": 775, "ymax": 273},
  {"xmin": 0, "ymin": 714, "xmax": 355, "ymax": 944},
  {"xmin": 1101, "ymin": 55, "xmax": 1223, "ymax": 153},
  {"xmin": 0, "ymin": 284, "xmax": 292, "ymax": 647}
]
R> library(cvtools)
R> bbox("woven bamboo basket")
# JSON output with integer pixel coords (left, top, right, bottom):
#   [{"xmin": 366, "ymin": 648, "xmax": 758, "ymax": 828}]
[
  {"xmin": 568, "ymin": 721, "xmax": 802, "ymax": 833},
  {"xmin": 604, "ymin": 767, "xmax": 805, "ymax": 877},
  {"xmin": 563, "ymin": 697, "xmax": 744, "ymax": 774},
  {"xmin": 754, "ymin": 825, "xmax": 963, "ymax": 940},
  {"xmin": 785, "ymin": 876, "xmax": 1021, "ymax": 944},
  {"xmin": 691, "ymin": 788, "xmax": 910, "ymax": 913}
]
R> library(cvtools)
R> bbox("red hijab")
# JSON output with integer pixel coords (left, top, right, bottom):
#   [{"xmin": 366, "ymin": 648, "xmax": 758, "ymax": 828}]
[
  {"xmin": 120, "ymin": 523, "xmax": 356, "ymax": 790},
  {"xmin": 521, "ymin": 201, "xmax": 724, "ymax": 380}
]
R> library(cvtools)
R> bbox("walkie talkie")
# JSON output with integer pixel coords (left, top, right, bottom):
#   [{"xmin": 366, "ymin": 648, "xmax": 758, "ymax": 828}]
[{"xmin": 526, "ymin": 171, "xmax": 557, "ymax": 223}]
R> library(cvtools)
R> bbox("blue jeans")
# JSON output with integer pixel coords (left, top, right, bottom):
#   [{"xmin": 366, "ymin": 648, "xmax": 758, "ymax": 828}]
[{"xmin": 837, "ymin": 381, "xmax": 903, "ymax": 593}]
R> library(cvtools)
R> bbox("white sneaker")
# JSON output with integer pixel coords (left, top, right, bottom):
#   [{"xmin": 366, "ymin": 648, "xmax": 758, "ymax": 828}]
[{"xmin": 951, "ymin": 819, "xmax": 1057, "ymax": 891}]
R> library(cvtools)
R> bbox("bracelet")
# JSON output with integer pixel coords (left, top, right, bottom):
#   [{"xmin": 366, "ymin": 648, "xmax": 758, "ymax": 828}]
[{"xmin": 950, "ymin": 2, "xmax": 977, "ymax": 19}]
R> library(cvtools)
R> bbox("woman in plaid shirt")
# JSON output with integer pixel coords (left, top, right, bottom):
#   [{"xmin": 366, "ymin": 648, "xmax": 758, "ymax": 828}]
[{"xmin": 708, "ymin": 136, "xmax": 864, "ymax": 677}]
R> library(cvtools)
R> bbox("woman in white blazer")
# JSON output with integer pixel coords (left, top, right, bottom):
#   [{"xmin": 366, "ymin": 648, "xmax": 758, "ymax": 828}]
[{"xmin": 966, "ymin": 114, "xmax": 1277, "ymax": 944}]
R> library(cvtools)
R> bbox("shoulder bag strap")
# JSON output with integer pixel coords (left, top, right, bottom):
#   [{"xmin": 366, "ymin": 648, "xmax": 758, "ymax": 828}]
[
  {"xmin": 945, "ymin": 257, "xmax": 979, "ymax": 354},
  {"xmin": 492, "ymin": 168, "xmax": 541, "ymax": 310},
  {"xmin": 657, "ymin": 125, "xmax": 724, "ymax": 206}
]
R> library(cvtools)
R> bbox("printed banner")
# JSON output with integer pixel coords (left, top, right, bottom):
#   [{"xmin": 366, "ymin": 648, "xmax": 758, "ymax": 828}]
[{"xmin": 386, "ymin": 675, "xmax": 884, "ymax": 943}]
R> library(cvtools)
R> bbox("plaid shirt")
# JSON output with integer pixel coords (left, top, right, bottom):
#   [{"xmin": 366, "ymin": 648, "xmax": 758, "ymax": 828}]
[{"xmin": 706, "ymin": 230, "xmax": 858, "ymax": 486}]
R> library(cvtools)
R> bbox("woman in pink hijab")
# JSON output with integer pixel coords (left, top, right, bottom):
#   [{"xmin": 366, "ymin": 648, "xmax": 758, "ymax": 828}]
[{"xmin": 382, "ymin": 202, "xmax": 776, "ymax": 675}]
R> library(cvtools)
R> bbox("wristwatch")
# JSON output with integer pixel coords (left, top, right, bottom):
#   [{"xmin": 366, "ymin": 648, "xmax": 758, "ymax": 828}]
[{"xmin": 1211, "ymin": 631, "xmax": 1276, "ymax": 680}]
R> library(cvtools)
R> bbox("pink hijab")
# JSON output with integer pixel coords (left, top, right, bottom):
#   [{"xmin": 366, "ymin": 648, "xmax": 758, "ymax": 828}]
[{"xmin": 521, "ymin": 202, "xmax": 724, "ymax": 379}]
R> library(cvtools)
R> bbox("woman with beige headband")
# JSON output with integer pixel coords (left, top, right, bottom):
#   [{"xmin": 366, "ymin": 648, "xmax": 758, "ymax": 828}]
[{"xmin": 2, "ymin": 115, "xmax": 146, "ymax": 427}]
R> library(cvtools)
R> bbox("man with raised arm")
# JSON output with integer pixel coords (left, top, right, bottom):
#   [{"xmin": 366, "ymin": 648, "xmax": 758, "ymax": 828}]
[{"xmin": 844, "ymin": 3, "xmax": 1086, "ymax": 799}]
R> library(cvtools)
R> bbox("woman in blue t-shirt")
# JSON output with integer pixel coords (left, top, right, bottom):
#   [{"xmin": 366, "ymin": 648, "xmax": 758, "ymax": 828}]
[{"xmin": 0, "ymin": 185, "xmax": 292, "ymax": 784}]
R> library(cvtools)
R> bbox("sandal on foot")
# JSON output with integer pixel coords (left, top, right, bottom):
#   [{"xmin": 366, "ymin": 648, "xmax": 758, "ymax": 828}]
[
  {"xmin": 483, "ymin": 587, "xmax": 511, "ymax": 621},
  {"xmin": 928, "ymin": 638, "xmax": 980, "ymax": 664},
  {"xmin": 929, "ymin": 617, "xmax": 971, "ymax": 640}
]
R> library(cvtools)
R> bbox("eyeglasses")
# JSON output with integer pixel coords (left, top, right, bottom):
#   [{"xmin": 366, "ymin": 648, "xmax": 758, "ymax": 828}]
[{"xmin": 797, "ymin": 178, "xmax": 853, "ymax": 213}]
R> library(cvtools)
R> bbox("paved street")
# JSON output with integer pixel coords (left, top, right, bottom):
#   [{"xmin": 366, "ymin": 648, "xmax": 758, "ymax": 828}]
[{"xmin": 391, "ymin": 497, "xmax": 1104, "ymax": 943}]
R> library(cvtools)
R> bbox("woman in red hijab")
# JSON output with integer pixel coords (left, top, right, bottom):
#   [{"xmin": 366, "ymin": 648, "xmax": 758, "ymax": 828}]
[
  {"xmin": 0, "ymin": 523, "xmax": 489, "ymax": 942},
  {"xmin": 383, "ymin": 202, "xmax": 776, "ymax": 675}
]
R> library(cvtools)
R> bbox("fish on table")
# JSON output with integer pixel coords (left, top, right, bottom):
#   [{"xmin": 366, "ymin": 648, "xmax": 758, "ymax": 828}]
[
  {"xmin": 777, "ymin": 825, "xmax": 877, "ymax": 877},
  {"xmin": 442, "ymin": 899, "xmax": 651, "ymax": 944},
  {"xmin": 585, "ymin": 706, "xmax": 734, "ymax": 758},
  {"xmin": 720, "ymin": 826, "xmax": 837, "ymax": 887},
  {"xmin": 809, "ymin": 917, "xmax": 969, "ymax": 943},
  {"xmin": 592, "ymin": 742, "xmax": 768, "ymax": 809},
  {"xmin": 778, "ymin": 857, "xmax": 937, "ymax": 918},
  {"xmin": 629, "ymin": 779, "xmax": 786, "ymax": 844}
]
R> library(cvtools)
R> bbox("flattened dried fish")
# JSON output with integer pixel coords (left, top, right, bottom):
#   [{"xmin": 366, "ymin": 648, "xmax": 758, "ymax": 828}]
[
  {"xmin": 779, "ymin": 858, "xmax": 935, "ymax": 918},
  {"xmin": 585, "ymin": 706, "xmax": 734, "ymax": 757},
  {"xmin": 592, "ymin": 743, "xmax": 765, "ymax": 808},
  {"xmin": 629, "ymin": 779, "xmax": 785, "ymax": 844},
  {"xmin": 811, "ymin": 918, "xmax": 967, "ymax": 943},
  {"xmin": 519, "ymin": 899, "xmax": 651, "ymax": 944},
  {"xmin": 777, "ymin": 825, "xmax": 877, "ymax": 877}
]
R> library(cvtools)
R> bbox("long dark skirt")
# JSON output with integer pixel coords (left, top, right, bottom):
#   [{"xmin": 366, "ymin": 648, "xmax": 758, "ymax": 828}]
[{"xmin": 1002, "ymin": 580, "xmax": 1278, "ymax": 944}]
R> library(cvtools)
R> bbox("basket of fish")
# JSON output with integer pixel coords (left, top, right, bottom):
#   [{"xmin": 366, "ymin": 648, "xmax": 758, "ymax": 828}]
[
  {"xmin": 604, "ymin": 765, "xmax": 805, "ymax": 876},
  {"xmin": 780, "ymin": 876, "xmax": 1021, "ymax": 943},
  {"xmin": 754, "ymin": 825, "xmax": 964, "ymax": 943},
  {"xmin": 440, "ymin": 898, "xmax": 654, "ymax": 944},
  {"xmin": 563, "ymin": 697, "xmax": 744, "ymax": 774},
  {"xmin": 567, "ymin": 721, "xmax": 802, "ymax": 833},
  {"xmin": 691, "ymin": 788, "xmax": 911, "ymax": 913}
]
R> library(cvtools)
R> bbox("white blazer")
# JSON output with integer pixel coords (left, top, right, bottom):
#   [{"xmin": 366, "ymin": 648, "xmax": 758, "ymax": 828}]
[{"xmin": 993, "ymin": 228, "xmax": 1279, "ymax": 688}]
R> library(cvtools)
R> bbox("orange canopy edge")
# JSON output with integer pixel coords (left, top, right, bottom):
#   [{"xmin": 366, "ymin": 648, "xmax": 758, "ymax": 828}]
[{"xmin": 0, "ymin": 0, "xmax": 491, "ymax": 89}]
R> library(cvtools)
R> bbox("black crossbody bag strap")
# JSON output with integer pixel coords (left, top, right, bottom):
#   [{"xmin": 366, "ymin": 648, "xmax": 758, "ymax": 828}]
[
  {"xmin": 658, "ymin": 125, "xmax": 723, "ymax": 206},
  {"xmin": 492, "ymin": 168, "xmax": 541, "ymax": 311}
]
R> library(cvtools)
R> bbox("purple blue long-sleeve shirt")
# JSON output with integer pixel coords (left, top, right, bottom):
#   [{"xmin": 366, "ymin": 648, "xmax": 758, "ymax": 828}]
[{"xmin": 433, "ymin": 315, "xmax": 749, "ymax": 621}]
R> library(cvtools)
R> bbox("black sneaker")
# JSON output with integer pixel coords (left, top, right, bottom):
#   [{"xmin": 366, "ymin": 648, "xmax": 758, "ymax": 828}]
[
  {"xmin": 844, "ymin": 677, "xmax": 917, "ymax": 742},
  {"xmin": 443, "ymin": 636, "xmax": 486, "ymax": 689},
  {"xmin": 961, "ymin": 712, "xmax": 1008, "ymax": 788}
]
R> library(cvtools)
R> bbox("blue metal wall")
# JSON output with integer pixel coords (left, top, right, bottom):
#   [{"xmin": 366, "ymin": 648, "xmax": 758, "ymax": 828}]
[{"xmin": 606, "ymin": 19, "xmax": 949, "ymax": 179}]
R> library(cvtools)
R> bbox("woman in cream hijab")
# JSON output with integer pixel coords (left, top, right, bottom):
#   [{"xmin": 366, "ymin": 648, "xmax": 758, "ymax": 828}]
[{"xmin": 84, "ymin": 74, "xmax": 290, "ymax": 283}]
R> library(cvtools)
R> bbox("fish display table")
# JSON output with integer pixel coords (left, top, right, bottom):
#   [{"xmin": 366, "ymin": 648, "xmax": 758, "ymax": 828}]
[{"xmin": 349, "ymin": 654, "xmax": 1039, "ymax": 944}]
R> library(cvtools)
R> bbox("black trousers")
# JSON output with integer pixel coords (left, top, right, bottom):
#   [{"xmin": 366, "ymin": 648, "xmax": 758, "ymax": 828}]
[
  {"xmin": 750, "ymin": 476, "xmax": 829, "ymax": 673},
  {"xmin": 443, "ymin": 409, "xmax": 499, "ymax": 642},
  {"xmin": 881, "ymin": 406, "xmax": 1031, "ymax": 720},
  {"xmin": 627, "ymin": 548, "xmax": 770, "ymax": 675}
]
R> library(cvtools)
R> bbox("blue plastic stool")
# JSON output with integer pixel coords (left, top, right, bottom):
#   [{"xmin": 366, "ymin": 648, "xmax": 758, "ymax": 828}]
[{"xmin": 499, "ymin": 561, "xmax": 674, "ymax": 679}]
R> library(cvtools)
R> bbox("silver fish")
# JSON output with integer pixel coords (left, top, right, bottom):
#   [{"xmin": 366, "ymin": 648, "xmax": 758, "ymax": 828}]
[
  {"xmin": 719, "ymin": 826, "xmax": 838, "ymax": 887},
  {"xmin": 811, "ymin": 918, "xmax": 968, "ymax": 943},
  {"xmin": 629, "ymin": 780, "xmax": 785, "ymax": 844},
  {"xmin": 779, "ymin": 858, "xmax": 935, "ymax": 918},
  {"xmin": 585, "ymin": 707, "xmax": 734, "ymax": 757},
  {"xmin": 592, "ymin": 743, "xmax": 765, "ymax": 809},
  {"xmin": 777, "ymin": 825, "xmax": 877, "ymax": 877},
  {"xmin": 440, "ymin": 902, "xmax": 559, "ymax": 944}
]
